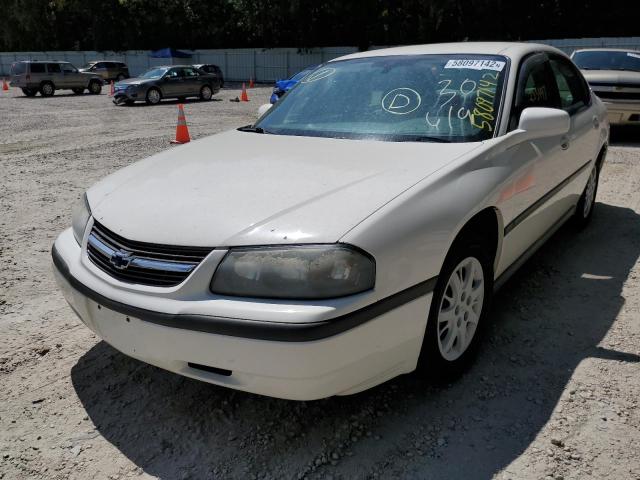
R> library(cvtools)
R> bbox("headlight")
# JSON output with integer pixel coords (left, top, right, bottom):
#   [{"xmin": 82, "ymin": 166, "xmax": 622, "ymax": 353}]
[
  {"xmin": 210, "ymin": 245, "xmax": 375, "ymax": 300},
  {"xmin": 72, "ymin": 193, "xmax": 91, "ymax": 245}
]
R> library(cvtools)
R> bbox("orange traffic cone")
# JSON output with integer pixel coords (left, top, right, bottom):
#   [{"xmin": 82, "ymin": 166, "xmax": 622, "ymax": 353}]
[
  {"xmin": 240, "ymin": 83, "xmax": 249, "ymax": 102},
  {"xmin": 170, "ymin": 104, "xmax": 191, "ymax": 144},
  {"xmin": 2, "ymin": 79, "xmax": 9, "ymax": 91},
  {"xmin": 249, "ymin": 77, "xmax": 254, "ymax": 88},
  {"xmin": 109, "ymin": 80, "xmax": 114, "ymax": 96}
]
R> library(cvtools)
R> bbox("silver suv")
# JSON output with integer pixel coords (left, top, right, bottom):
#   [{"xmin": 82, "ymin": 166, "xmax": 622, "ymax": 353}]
[{"xmin": 10, "ymin": 61, "xmax": 104, "ymax": 97}]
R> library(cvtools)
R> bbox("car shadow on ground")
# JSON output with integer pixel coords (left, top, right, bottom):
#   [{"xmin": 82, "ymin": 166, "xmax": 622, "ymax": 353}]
[
  {"xmin": 118, "ymin": 97, "xmax": 224, "ymax": 107},
  {"xmin": 71, "ymin": 202, "xmax": 640, "ymax": 479},
  {"xmin": 609, "ymin": 125, "xmax": 640, "ymax": 147}
]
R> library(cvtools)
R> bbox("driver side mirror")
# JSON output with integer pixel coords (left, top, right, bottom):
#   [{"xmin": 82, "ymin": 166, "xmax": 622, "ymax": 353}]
[{"xmin": 517, "ymin": 107, "xmax": 570, "ymax": 139}]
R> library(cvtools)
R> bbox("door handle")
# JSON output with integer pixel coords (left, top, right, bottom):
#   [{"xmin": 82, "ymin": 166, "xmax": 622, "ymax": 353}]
[
  {"xmin": 560, "ymin": 136, "xmax": 570, "ymax": 150},
  {"xmin": 592, "ymin": 116, "xmax": 600, "ymax": 129}
]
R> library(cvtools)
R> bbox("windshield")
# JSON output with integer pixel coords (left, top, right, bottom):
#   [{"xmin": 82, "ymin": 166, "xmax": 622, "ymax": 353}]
[
  {"xmin": 255, "ymin": 55, "xmax": 508, "ymax": 142},
  {"xmin": 290, "ymin": 68, "xmax": 315, "ymax": 82},
  {"xmin": 141, "ymin": 68, "xmax": 168, "ymax": 79},
  {"xmin": 573, "ymin": 51, "xmax": 640, "ymax": 72},
  {"xmin": 82, "ymin": 62, "xmax": 97, "ymax": 70}
]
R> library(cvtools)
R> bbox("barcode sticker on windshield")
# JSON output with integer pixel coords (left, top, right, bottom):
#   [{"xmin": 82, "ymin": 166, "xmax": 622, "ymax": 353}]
[
  {"xmin": 627, "ymin": 52, "xmax": 640, "ymax": 59},
  {"xmin": 444, "ymin": 59, "xmax": 506, "ymax": 71}
]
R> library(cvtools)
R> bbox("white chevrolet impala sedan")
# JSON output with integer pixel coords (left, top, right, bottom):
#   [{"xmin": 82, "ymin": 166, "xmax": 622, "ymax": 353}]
[{"xmin": 53, "ymin": 43, "xmax": 609, "ymax": 400}]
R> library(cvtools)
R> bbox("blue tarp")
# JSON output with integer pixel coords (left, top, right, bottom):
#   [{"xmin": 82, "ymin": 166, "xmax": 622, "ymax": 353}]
[{"xmin": 149, "ymin": 48, "xmax": 192, "ymax": 58}]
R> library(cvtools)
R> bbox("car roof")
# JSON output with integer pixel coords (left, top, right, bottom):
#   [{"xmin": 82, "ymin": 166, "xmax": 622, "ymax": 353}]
[
  {"xmin": 332, "ymin": 42, "xmax": 566, "ymax": 62},
  {"xmin": 152, "ymin": 65, "xmax": 194, "ymax": 69},
  {"xmin": 573, "ymin": 48, "xmax": 640, "ymax": 53}
]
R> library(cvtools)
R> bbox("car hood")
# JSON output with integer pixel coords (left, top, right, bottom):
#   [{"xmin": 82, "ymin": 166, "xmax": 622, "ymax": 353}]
[
  {"xmin": 581, "ymin": 69, "xmax": 640, "ymax": 85},
  {"xmin": 88, "ymin": 130, "xmax": 480, "ymax": 247}
]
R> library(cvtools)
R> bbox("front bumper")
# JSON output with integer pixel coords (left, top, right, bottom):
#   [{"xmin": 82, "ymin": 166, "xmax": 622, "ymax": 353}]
[
  {"xmin": 52, "ymin": 228, "xmax": 433, "ymax": 400},
  {"xmin": 601, "ymin": 100, "xmax": 640, "ymax": 124}
]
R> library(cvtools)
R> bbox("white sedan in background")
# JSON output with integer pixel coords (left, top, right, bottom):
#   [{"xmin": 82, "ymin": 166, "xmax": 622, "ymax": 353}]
[{"xmin": 53, "ymin": 42, "xmax": 608, "ymax": 400}]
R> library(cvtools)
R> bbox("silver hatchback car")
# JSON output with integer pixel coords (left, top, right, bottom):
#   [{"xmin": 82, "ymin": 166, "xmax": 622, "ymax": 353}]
[{"xmin": 10, "ymin": 61, "xmax": 104, "ymax": 97}]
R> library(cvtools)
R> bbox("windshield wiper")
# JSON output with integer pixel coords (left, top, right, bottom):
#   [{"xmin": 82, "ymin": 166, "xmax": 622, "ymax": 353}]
[
  {"xmin": 237, "ymin": 125, "xmax": 267, "ymax": 134},
  {"xmin": 399, "ymin": 135, "xmax": 452, "ymax": 143}
]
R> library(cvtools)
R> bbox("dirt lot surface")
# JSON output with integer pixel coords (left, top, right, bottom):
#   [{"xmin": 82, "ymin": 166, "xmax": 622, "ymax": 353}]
[{"xmin": 1, "ymin": 85, "xmax": 639, "ymax": 480}]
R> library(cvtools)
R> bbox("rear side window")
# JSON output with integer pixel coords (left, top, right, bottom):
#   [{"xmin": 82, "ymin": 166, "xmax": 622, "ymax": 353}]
[
  {"xmin": 11, "ymin": 63, "xmax": 26, "ymax": 74},
  {"xmin": 47, "ymin": 63, "xmax": 61, "ymax": 73},
  {"xmin": 30, "ymin": 63, "xmax": 46, "ymax": 73},
  {"xmin": 549, "ymin": 56, "xmax": 590, "ymax": 112}
]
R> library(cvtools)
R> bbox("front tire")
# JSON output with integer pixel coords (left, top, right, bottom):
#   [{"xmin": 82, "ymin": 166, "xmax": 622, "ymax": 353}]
[
  {"xmin": 199, "ymin": 85, "xmax": 213, "ymax": 101},
  {"xmin": 418, "ymin": 238, "xmax": 492, "ymax": 381},
  {"xmin": 39, "ymin": 82, "xmax": 55, "ymax": 96},
  {"xmin": 116, "ymin": 73, "xmax": 126, "ymax": 81},
  {"xmin": 145, "ymin": 87, "xmax": 161, "ymax": 105},
  {"xmin": 573, "ymin": 164, "xmax": 598, "ymax": 228}
]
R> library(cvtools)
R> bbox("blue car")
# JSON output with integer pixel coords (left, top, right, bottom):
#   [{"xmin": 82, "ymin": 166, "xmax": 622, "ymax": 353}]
[{"xmin": 269, "ymin": 65, "xmax": 319, "ymax": 104}]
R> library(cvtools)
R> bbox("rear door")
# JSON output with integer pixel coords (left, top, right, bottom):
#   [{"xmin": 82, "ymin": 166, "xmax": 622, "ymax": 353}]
[
  {"xmin": 46, "ymin": 63, "xmax": 63, "ymax": 87},
  {"xmin": 548, "ymin": 54, "xmax": 600, "ymax": 172}
]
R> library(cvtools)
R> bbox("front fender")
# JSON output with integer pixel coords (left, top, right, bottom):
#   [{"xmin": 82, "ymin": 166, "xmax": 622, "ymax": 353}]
[{"xmin": 340, "ymin": 147, "xmax": 514, "ymax": 301}]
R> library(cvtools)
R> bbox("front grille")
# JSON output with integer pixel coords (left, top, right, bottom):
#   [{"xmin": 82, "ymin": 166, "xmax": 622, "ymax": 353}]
[
  {"xmin": 86, "ymin": 221, "xmax": 213, "ymax": 287},
  {"xmin": 593, "ymin": 90, "xmax": 640, "ymax": 101}
]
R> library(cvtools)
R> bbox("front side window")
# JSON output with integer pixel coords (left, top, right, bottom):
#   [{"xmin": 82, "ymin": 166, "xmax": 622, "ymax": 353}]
[
  {"xmin": 255, "ymin": 55, "xmax": 509, "ymax": 143},
  {"xmin": 141, "ymin": 68, "xmax": 168, "ymax": 79},
  {"xmin": 509, "ymin": 53, "xmax": 560, "ymax": 130},
  {"xmin": 165, "ymin": 68, "xmax": 180, "ymax": 78},
  {"xmin": 62, "ymin": 63, "xmax": 77, "ymax": 73},
  {"xmin": 572, "ymin": 50, "xmax": 640, "ymax": 72},
  {"xmin": 549, "ymin": 56, "xmax": 590, "ymax": 112}
]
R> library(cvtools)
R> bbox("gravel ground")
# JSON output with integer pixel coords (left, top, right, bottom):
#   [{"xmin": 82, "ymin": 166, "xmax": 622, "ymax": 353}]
[{"xmin": 1, "ymin": 85, "xmax": 639, "ymax": 480}]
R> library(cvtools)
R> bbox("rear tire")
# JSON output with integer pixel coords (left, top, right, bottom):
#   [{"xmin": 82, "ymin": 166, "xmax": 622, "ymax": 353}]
[
  {"xmin": 21, "ymin": 88, "xmax": 37, "ymax": 97},
  {"xmin": 88, "ymin": 81, "xmax": 102, "ymax": 95},
  {"xmin": 72, "ymin": 88, "xmax": 85, "ymax": 95},
  {"xmin": 417, "ymin": 236, "xmax": 493, "ymax": 381},
  {"xmin": 39, "ymin": 82, "xmax": 55, "ymax": 96},
  {"xmin": 116, "ymin": 73, "xmax": 126, "ymax": 81},
  {"xmin": 145, "ymin": 87, "xmax": 161, "ymax": 105},
  {"xmin": 573, "ymin": 164, "xmax": 599, "ymax": 228},
  {"xmin": 199, "ymin": 85, "xmax": 213, "ymax": 101}
]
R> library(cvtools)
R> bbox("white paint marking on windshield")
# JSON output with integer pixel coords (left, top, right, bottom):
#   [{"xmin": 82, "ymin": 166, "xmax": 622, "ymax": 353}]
[
  {"xmin": 381, "ymin": 88, "xmax": 422, "ymax": 115},
  {"xmin": 300, "ymin": 67, "xmax": 336, "ymax": 83}
]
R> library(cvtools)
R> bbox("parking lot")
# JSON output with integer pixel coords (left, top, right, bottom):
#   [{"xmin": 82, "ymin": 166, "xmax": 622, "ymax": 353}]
[{"xmin": 1, "ymin": 86, "xmax": 639, "ymax": 480}]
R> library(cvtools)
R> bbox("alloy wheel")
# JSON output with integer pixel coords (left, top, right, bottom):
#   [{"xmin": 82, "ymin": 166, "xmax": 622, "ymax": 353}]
[{"xmin": 437, "ymin": 256, "xmax": 484, "ymax": 361}]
